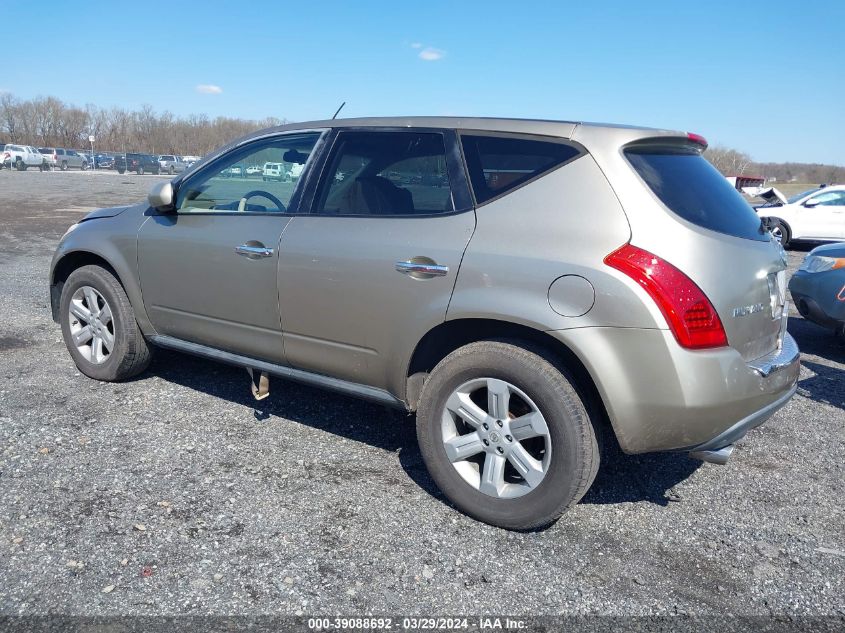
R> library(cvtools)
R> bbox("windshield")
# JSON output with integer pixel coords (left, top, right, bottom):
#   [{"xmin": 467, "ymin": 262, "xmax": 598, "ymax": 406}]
[{"xmin": 788, "ymin": 188, "xmax": 822, "ymax": 204}]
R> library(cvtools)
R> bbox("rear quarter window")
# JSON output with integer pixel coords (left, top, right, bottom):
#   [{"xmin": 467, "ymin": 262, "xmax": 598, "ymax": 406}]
[
  {"xmin": 625, "ymin": 147, "xmax": 768, "ymax": 242},
  {"xmin": 460, "ymin": 134, "xmax": 583, "ymax": 204}
]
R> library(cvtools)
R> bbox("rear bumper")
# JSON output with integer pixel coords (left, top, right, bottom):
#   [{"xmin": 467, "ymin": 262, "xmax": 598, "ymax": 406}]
[
  {"xmin": 685, "ymin": 381, "xmax": 797, "ymax": 452},
  {"xmin": 549, "ymin": 327, "xmax": 801, "ymax": 454}
]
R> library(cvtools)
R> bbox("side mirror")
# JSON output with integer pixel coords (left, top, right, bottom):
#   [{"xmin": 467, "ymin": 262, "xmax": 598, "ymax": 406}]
[
  {"xmin": 803, "ymin": 198, "xmax": 820, "ymax": 208},
  {"xmin": 148, "ymin": 181, "xmax": 175, "ymax": 211}
]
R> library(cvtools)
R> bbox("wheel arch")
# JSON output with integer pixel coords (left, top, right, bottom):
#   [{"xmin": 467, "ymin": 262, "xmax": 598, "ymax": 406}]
[
  {"xmin": 405, "ymin": 318, "xmax": 611, "ymax": 436},
  {"xmin": 50, "ymin": 251, "xmax": 135, "ymax": 324}
]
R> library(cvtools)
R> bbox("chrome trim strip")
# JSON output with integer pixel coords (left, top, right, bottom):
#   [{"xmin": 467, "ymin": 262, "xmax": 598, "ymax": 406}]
[
  {"xmin": 149, "ymin": 335, "xmax": 407, "ymax": 409},
  {"xmin": 748, "ymin": 332, "xmax": 800, "ymax": 377}
]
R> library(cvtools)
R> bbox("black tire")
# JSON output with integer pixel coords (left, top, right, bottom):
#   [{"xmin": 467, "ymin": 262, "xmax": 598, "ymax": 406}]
[
  {"xmin": 60, "ymin": 160, "xmax": 68, "ymax": 171},
  {"xmin": 81, "ymin": 161, "xmax": 88, "ymax": 170},
  {"xmin": 137, "ymin": 166, "xmax": 145, "ymax": 175},
  {"xmin": 117, "ymin": 168, "xmax": 125, "ymax": 175},
  {"xmin": 169, "ymin": 166, "xmax": 175, "ymax": 175},
  {"xmin": 15, "ymin": 158, "xmax": 25, "ymax": 171},
  {"xmin": 416, "ymin": 340, "xmax": 599, "ymax": 530},
  {"xmin": 770, "ymin": 219, "xmax": 791, "ymax": 248},
  {"xmin": 59, "ymin": 265, "xmax": 151, "ymax": 381}
]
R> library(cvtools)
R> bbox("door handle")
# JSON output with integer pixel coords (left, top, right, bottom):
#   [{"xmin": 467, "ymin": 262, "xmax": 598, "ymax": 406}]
[
  {"xmin": 235, "ymin": 244, "xmax": 274, "ymax": 258},
  {"xmin": 395, "ymin": 260, "xmax": 449, "ymax": 277}
]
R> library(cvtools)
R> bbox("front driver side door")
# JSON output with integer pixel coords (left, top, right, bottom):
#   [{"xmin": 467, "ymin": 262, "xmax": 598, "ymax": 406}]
[
  {"xmin": 137, "ymin": 131, "xmax": 324, "ymax": 362},
  {"xmin": 800, "ymin": 190, "xmax": 845, "ymax": 239}
]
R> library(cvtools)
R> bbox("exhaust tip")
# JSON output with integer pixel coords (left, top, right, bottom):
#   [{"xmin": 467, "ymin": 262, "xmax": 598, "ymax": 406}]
[{"xmin": 689, "ymin": 444, "xmax": 734, "ymax": 466}]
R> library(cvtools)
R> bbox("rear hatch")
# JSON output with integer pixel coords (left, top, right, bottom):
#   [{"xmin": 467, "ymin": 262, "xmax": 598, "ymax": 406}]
[{"xmin": 624, "ymin": 141, "xmax": 788, "ymax": 361}]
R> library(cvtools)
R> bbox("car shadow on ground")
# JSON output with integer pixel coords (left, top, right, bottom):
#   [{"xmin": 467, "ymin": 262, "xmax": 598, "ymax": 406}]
[
  {"xmin": 142, "ymin": 349, "xmax": 705, "ymax": 512},
  {"xmin": 788, "ymin": 317, "xmax": 845, "ymax": 364},
  {"xmin": 788, "ymin": 318, "xmax": 845, "ymax": 410}
]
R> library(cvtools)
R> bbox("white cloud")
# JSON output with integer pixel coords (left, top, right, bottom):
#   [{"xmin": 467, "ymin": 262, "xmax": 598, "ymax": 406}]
[
  {"xmin": 418, "ymin": 47, "xmax": 445, "ymax": 61},
  {"xmin": 196, "ymin": 84, "xmax": 223, "ymax": 95},
  {"xmin": 410, "ymin": 42, "xmax": 422, "ymax": 49}
]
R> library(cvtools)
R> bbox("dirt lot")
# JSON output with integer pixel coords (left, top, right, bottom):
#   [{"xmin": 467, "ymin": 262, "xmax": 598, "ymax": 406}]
[{"xmin": 0, "ymin": 170, "xmax": 843, "ymax": 620}]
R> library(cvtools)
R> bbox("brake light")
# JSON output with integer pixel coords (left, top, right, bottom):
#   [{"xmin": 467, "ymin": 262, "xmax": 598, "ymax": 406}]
[
  {"xmin": 605, "ymin": 244, "xmax": 728, "ymax": 349},
  {"xmin": 686, "ymin": 132, "xmax": 708, "ymax": 149}
]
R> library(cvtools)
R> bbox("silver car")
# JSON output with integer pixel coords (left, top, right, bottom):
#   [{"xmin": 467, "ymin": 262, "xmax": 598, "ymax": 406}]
[{"xmin": 49, "ymin": 118, "xmax": 800, "ymax": 529}]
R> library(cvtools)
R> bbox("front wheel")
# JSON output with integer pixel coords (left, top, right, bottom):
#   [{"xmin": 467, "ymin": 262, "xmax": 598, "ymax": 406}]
[
  {"xmin": 60, "ymin": 161, "xmax": 68, "ymax": 171},
  {"xmin": 81, "ymin": 162, "xmax": 88, "ymax": 170},
  {"xmin": 138, "ymin": 166, "xmax": 145, "ymax": 175},
  {"xmin": 416, "ymin": 340, "xmax": 599, "ymax": 530},
  {"xmin": 770, "ymin": 220, "xmax": 791, "ymax": 248},
  {"xmin": 59, "ymin": 265, "xmax": 151, "ymax": 381}
]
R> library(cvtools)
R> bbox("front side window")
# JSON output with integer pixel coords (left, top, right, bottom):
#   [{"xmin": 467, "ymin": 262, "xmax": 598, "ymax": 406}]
[
  {"xmin": 460, "ymin": 134, "xmax": 582, "ymax": 204},
  {"xmin": 315, "ymin": 131, "xmax": 453, "ymax": 216},
  {"xmin": 807, "ymin": 191, "xmax": 845, "ymax": 206},
  {"xmin": 176, "ymin": 132, "xmax": 321, "ymax": 214}
]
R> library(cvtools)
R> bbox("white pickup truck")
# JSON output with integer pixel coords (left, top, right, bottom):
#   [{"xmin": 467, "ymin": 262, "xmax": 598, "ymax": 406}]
[{"xmin": 2, "ymin": 144, "xmax": 47, "ymax": 171}]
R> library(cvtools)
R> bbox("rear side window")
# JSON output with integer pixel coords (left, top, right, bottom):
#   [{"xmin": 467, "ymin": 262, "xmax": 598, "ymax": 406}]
[
  {"xmin": 460, "ymin": 134, "xmax": 582, "ymax": 204},
  {"xmin": 316, "ymin": 131, "xmax": 454, "ymax": 216},
  {"xmin": 626, "ymin": 148, "xmax": 767, "ymax": 242}
]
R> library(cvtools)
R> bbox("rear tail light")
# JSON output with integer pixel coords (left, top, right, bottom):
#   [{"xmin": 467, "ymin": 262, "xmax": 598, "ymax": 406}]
[{"xmin": 605, "ymin": 244, "xmax": 728, "ymax": 349}]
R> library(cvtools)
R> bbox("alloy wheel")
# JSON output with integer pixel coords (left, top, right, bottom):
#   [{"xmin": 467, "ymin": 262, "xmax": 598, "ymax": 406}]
[
  {"xmin": 68, "ymin": 285, "xmax": 115, "ymax": 364},
  {"xmin": 441, "ymin": 377, "xmax": 552, "ymax": 499}
]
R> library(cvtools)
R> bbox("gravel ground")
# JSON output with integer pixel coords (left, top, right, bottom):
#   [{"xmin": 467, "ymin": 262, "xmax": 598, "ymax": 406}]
[{"xmin": 0, "ymin": 170, "xmax": 843, "ymax": 619}]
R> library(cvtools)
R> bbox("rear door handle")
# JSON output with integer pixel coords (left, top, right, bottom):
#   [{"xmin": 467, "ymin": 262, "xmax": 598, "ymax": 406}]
[
  {"xmin": 235, "ymin": 244, "xmax": 274, "ymax": 258},
  {"xmin": 395, "ymin": 260, "xmax": 449, "ymax": 277}
]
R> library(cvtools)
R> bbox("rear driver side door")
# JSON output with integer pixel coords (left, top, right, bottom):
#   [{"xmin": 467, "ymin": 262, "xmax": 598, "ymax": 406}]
[{"xmin": 277, "ymin": 129, "xmax": 475, "ymax": 394}]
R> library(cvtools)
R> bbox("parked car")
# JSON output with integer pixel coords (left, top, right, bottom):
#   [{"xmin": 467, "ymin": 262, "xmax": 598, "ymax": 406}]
[
  {"xmin": 38, "ymin": 147, "xmax": 89, "ymax": 170},
  {"xmin": 262, "ymin": 162, "xmax": 287, "ymax": 181},
  {"xmin": 2, "ymin": 144, "xmax": 47, "ymax": 171},
  {"xmin": 94, "ymin": 153, "xmax": 115, "ymax": 169},
  {"xmin": 49, "ymin": 118, "xmax": 799, "ymax": 529},
  {"xmin": 755, "ymin": 185, "xmax": 845, "ymax": 247},
  {"xmin": 245, "ymin": 165, "xmax": 263, "ymax": 176},
  {"xmin": 789, "ymin": 242, "xmax": 845, "ymax": 339},
  {"xmin": 114, "ymin": 153, "xmax": 161, "ymax": 175},
  {"xmin": 158, "ymin": 155, "xmax": 188, "ymax": 175}
]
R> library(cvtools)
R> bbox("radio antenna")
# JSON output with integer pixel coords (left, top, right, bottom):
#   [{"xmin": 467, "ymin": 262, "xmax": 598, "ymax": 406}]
[{"xmin": 332, "ymin": 101, "xmax": 346, "ymax": 119}]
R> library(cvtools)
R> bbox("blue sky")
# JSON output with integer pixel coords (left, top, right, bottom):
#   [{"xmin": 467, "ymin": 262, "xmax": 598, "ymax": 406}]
[{"xmin": 2, "ymin": 0, "xmax": 843, "ymax": 164}]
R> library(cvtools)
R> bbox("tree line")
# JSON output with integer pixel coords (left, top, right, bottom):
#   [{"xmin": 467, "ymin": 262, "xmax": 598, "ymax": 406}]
[
  {"xmin": 703, "ymin": 145, "xmax": 843, "ymax": 184},
  {"xmin": 0, "ymin": 93, "xmax": 287, "ymax": 156},
  {"xmin": 1, "ymin": 92, "xmax": 842, "ymax": 182}
]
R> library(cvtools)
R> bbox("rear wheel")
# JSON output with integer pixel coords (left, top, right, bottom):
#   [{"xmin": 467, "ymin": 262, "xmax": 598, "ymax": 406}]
[
  {"xmin": 81, "ymin": 161, "xmax": 88, "ymax": 170},
  {"xmin": 416, "ymin": 340, "xmax": 599, "ymax": 530},
  {"xmin": 15, "ymin": 158, "xmax": 25, "ymax": 171},
  {"xmin": 117, "ymin": 168, "xmax": 125, "ymax": 174},
  {"xmin": 138, "ymin": 166, "xmax": 145, "ymax": 175},
  {"xmin": 169, "ymin": 165, "xmax": 175, "ymax": 175},
  {"xmin": 59, "ymin": 265, "xmax": 151, "ymax": 381}
]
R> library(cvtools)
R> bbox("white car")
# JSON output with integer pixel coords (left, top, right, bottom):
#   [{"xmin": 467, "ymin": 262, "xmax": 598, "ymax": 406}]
[
  {"xmin": 245, "ymin": 165, "xmax": 263, "ymax": 176},
  {"xmin": 2, "ymin": 144, "xmax": 47, "ymax": 171},
  {"xmin": 755, "ymin": 185, "xmax": 845, "ymax": 247},
  {"xmin": 262, "ymin": 162, "xmax": 287, "ymax": 182}
]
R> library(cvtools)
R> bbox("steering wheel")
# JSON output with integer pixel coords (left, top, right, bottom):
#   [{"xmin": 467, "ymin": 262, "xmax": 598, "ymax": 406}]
[{"xmin": 237, "ymin": 190, "xmax": 286, "ymax": 212}]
